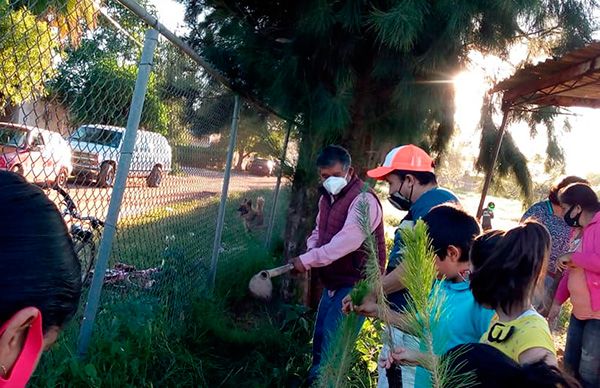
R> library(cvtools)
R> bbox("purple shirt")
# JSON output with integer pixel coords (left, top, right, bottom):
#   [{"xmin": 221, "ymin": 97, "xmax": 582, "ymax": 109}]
[{"xmin": 521, "ymin": 200, "xmax": 572, "ymax": 274}]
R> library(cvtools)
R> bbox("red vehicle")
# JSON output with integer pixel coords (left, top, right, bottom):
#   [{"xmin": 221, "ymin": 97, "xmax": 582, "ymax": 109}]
[{"xmin": 0, "ymin": 122, "xmax": 73, "ymax": 187}]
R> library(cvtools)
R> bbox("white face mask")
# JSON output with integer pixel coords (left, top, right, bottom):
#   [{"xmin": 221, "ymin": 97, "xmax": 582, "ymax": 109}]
[{"xmin": 323, "ymin": 175, "xmax": 348, "ymax": 195}]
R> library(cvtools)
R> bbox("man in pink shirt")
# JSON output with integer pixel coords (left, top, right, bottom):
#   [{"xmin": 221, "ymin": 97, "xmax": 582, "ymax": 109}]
[{"xmin": 289, "ymin": 145, "xmax": 386, "ymax": 383}]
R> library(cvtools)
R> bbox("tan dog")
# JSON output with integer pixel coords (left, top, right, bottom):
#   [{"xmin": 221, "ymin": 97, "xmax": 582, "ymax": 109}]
[{"xmin": 238, "ymin": 197, "xmax": 265, "ymax": 232}]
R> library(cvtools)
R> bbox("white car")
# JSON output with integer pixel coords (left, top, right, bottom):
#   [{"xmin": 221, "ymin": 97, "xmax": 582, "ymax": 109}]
[
  {"xmin": 0, "ymin": 122, "xmax": 72, "ymax": 187},
  {"xmin": 68, "ymin": 124, "xmax": 172, "ymax": 187}
]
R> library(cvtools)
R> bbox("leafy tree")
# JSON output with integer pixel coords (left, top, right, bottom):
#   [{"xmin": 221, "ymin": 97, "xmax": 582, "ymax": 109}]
[
  {"xmin": 0, "ymin": 0, "xmax": 101, "ymax": 112},
  {"xmin": 181, "ymin": 0, "xmax": 596, "ymax": 261},
  {"xmin": 49, "ymin": 0, "xmax": 171, "ymax": 133},
  {"xmin": 61, "ymin": 58, "xmax": 169, "ymax": 134},
  {"xmin": 0, "ymin": 4, "xmax": 56, "ymax": 111},
  {"xmin": 10, "ymin": 0, "xmax": 99, "ymax": 45},
  {"xmin": 233, "ymin": 112, "xmax": 288, "ymax": 171}
]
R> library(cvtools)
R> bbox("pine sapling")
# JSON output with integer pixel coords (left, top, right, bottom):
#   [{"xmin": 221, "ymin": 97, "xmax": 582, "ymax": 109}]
[{"xmin": 317, "ymin": 187, "xmax": 387, "ymax": 387}]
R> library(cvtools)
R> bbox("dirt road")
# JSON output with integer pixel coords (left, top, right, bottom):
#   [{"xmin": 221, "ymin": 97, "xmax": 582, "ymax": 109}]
[{"xmin": 45, "ymin": 167, "xmax": 279, "ymax": 221}]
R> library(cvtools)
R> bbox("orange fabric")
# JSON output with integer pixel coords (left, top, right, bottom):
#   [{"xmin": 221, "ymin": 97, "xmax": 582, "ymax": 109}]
[
  {"xmin": 367, "ymin": 144, "xmax": 434, "ymax": 179},
  {"xmin": 568, "ymin": 267, "xmax": 600, "ymax": 320}
]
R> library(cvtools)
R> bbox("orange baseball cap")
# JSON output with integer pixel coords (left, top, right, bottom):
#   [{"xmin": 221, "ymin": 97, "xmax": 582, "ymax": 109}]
[{"xmin": 367, "ymin": 144, "xmax": 435, "ymax": 180}]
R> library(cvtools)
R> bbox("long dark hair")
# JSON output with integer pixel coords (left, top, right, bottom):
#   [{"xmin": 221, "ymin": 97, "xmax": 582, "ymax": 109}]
[
  {"xmin": 559, "ymin": 183, "xmax": 600, "ymax": 213},
  {"xmin": 0, "ymin": 172, "xmax": 81, "ymax": 332},
  {"xmin": 446, "ymin": 343, "xmax": 580, "ymax": 387},
  {"xmin": 470, "ymin": 229, "xmax": 505, "ymax": 269},
  {"xmin": 470, "ymin": 221, "xmax": 550, "ymax": 314},
  {"xmin": 548, "ymin": 176, "xmax": 588, "ymax": 205}
]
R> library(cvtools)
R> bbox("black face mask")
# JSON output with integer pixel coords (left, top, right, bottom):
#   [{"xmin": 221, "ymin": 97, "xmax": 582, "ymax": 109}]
[
  {"xmin": 389, "ymin": 181, "xmax": 413, "ymax": 211},
  {"xmin": 564, "ymin": 205, "xmax": 582, "ymax": 227}
]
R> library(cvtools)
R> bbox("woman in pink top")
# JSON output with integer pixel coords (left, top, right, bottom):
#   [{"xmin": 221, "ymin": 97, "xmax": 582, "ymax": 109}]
[{"xmin": 549, "ymin": 183, "xmax": 600, "ymax": 388}]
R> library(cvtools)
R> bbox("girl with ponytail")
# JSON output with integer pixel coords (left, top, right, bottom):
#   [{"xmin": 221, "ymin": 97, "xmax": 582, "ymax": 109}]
[{"xmin": 470, "ymin": 221, "xmax": 557, "ymax": 366}]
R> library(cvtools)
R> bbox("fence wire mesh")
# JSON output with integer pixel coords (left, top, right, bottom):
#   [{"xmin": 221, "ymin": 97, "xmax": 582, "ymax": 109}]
[{"xmin": 0, "ymin": 0, "xmax": 293, "ymax": 364}]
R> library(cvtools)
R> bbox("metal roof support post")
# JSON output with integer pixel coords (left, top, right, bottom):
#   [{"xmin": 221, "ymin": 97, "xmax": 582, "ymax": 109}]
[{"xmin": 476, "ymin": 108, "xmax": 510, "ymax": 220}]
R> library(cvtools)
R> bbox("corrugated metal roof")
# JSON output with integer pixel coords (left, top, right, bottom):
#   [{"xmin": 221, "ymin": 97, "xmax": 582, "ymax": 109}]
[{"xmin": 493, "ymin": 41, "xmax": 600, "ymax": 109}]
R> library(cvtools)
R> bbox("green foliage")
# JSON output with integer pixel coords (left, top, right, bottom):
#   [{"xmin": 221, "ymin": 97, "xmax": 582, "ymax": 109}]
[
  {"xmin": 173, "ymin": 144, "xmax": 228, "ymax": 170},
  {"xmin": 367, "ymin": 1, "xmax": 428, "ymax": 51},
  {"xmin": 56, "ymin": 58, "xmax": 169, "ymax": 134},
  {"xmin": 48, "ymin": 0, "xmax": 169, "ymax": 134},
  {"xmin": 9, "ymin": 0, "xmax": 99, "ymax": 45},
  {"xmin": 350, "ymin": 280, "xmax": 371, "ymax": 306},
  {"xmin": 476, "ymin": 98, "xmax": 533, "ymax": 201},
  {"xmin": 353, "ymin": 319, "xmax": 382, "ymax": 383},
  {"xmin": 398, "ymin": 221, "xmax": 444, "ymax": 341},
  {"xmin": 399, "ymin": 221, "xmax": 476, "ymax": 387},
  {"xmin": 33, "ymin": 188, "xmax": 312, "ymax": 387},
  {"xmin": 185, "ymin": 0, "xmax": 594, "ymax": 155},
  {"xmin": 0, "ymin": 4, "xmax": 57, "ymax": 110},
  {"xmin": 184, "ymin": 0, "xmax": 597, "ymax": 263},
  {"xmin": 317, "ymin": 312, "xmax": 363, "ymax": 388}
]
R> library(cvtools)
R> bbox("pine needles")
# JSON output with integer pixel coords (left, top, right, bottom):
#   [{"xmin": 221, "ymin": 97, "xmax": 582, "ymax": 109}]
[
  {"xmin": 316, "ymin": 187, "xmax": 387, "ymax": 388},
  {"xmin": 317, "ymin": 185, "xmax": 475, "ymax": 387}
]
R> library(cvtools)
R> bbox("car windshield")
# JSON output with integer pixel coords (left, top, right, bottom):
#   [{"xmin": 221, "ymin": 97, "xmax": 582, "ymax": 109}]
[
  {"xmin": 0, "ymin": 126, "xmax": 27, "ymax": 148},
  {"xmin": 70, "ymin": 126, "xmax": 123, "ymax": 148}
]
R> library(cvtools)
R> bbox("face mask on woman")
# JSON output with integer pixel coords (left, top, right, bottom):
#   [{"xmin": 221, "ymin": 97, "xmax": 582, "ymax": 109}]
[
  {"xmin": 0, "ymin": 311, "xmax": 44, "ymax": 388},
  {"xmin": 563, "ymin": 205, "xmax": 582, "ymax": 227}
]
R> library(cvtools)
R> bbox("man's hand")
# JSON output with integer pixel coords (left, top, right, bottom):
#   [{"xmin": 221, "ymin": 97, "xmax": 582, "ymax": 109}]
[
  {"xmin": 390, "ymin": 347, "xmax": 425, "ymax": 367},
  {"xmin": 341, "ymin": 291, "xmax": 379, "ymax": 318},
  {"xmin": 290, "ymin": 257, "xmax": 306, "ymax": 273},
  {"xmin": 557, "ymin": 254, "xmax": 573, "ymax": 271},
  {"xmin": 341, "ymin": 294, "xmax": 353, "ymax": 314}
]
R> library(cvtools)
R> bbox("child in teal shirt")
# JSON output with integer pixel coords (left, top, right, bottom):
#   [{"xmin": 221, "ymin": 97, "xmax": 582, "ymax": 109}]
[{"xmin": 373, "ymin": 205, "xmax": 494, "ymax": 387}]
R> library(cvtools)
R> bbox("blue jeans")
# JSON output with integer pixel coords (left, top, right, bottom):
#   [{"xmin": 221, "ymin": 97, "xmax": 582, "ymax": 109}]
[
  {"xmin": 565, "ymin": 315, "xmax": 600, "ymax": 388},
  {"xmin": 308, "ymin": 287, "xmax": 365, "ymax": 382}
]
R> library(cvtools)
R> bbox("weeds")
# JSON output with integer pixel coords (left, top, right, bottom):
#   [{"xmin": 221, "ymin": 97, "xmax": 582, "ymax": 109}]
[{"xmin": 31, "ymin": 188, "xmax": 317, "ymax": 387}]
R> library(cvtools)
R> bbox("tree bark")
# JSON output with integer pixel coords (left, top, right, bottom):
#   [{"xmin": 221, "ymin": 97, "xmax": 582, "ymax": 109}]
[
  {"xmin": 235, "ymin": 148, "xmax": 245, "ymax": 170},
  {"xmin": 282, "ymin": 130, "xmax": 323, "ymax": 307}
]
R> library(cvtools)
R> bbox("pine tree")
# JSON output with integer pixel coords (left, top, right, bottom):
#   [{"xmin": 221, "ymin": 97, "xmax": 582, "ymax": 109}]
[{"xmin": 180, "ymin": 0, "xmax": 596, "ymax": 290}]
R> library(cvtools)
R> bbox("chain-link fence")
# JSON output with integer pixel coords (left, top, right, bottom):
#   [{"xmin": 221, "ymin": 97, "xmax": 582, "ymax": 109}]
[{"xmin": 0, "ymin": 0, "xmax": 293, "ymax": 361}]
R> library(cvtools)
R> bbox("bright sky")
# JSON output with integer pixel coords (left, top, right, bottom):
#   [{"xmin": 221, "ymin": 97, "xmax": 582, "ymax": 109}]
[
  {"xmin": 148, "ymin": 0, "xmax": 186, "ymax": 32},
  {"xmin": 152, "ymin": 0, "xmax": 599, "ymax": 178},
  {"xmin": 454, "ymin": 49, "xmax": 600, "ymax": 179}
]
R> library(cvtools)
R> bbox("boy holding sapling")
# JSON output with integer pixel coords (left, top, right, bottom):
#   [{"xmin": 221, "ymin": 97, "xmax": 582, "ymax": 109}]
[
  {"xmin": 346, "ymin": 205, "xmax": 494, "ymax": 387},
  {"xmin": 343, "ymin": 144, "xmax": 459, "ymax": 387}
]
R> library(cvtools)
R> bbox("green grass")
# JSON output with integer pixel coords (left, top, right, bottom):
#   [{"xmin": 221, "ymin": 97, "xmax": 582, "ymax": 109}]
[{"xmin": 30, "ymin": 187, "xmax": 316, "ymax": 387}]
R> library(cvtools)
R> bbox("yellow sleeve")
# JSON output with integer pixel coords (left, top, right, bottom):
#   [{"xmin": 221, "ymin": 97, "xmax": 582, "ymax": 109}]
[{"xmin": 514, "ymin": 316, "xmax": 556, "ymax": 357}]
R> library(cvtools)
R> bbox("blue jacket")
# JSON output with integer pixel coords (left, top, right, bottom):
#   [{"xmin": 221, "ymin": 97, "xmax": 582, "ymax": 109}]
[{"xmin": 387, "ymin": 187, "xmax": 458, "ymax": 311}]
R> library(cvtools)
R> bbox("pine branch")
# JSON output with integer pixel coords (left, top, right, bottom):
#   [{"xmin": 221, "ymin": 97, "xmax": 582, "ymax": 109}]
[
  {"xmin": 317, "ymin": 312, "xmax": 362, "ymax": 388},
  {"xmin": 398, "ymin": 221, "xmax": 476, "ymax": 388},
  {"xmin": 367, "ymin": 1, "xmax": 429, "ymax": 51},
  {"xmin": 317, "ymin": 184, "xmax": 391, "ymax": 388}
]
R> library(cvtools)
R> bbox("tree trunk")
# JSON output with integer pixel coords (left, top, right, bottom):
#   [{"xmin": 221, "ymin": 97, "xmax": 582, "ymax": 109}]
[
  {"xmin": 235, "ymin": 148, "xmax": 245, "ymax": 171},
  {"xmin": 342, "ymin": 64, "xmax": 378, "ymax": 178},
  {"xmin": 282, "ymin": 130, "xmax": 323, "ymax": 307},
  {"xmin": 282, "ymin": 72, "xmax": 378, "ymax": 307}
]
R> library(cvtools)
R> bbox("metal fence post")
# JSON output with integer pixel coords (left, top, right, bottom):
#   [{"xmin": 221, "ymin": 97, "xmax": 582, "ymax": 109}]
[
  {"xmin": 265, "ymin": 121, "xmax": 292, "ymax": 250},
  {"xmin": 208, "ymin": 95, "xmax": 241, "ymax": 291},
  {"xmin": 77, "ymin": 28, "xmax": 159, "ymax": 357}
]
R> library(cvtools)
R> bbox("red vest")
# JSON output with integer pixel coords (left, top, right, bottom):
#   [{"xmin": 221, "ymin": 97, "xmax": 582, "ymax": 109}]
[{"xmin": 316, "ymin": 176, "xmax": 387, "ymax": 290}]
